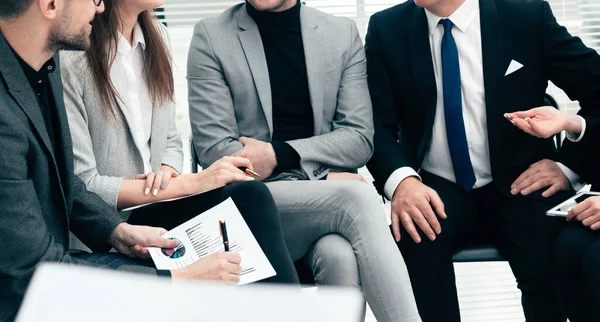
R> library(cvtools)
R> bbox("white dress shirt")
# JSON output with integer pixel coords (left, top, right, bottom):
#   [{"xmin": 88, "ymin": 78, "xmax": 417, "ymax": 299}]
[
  {"xmin": 383, "ymin": 0, "xmax": 583, "ymax": 199},
  {"xmin": 111, "ymin": 23, "xmax": 153, "ymax": 174}
]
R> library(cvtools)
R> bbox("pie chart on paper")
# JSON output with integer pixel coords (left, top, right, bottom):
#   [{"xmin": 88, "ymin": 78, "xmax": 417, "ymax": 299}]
[{"xmin": 161, "ymin": 238, "xmax": 186, "ymax": 259}]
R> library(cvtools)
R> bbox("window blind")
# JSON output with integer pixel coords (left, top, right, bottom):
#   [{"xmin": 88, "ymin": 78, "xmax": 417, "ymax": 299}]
[
  {"xmin": 548, "ymin": 0, "xmax": 600, "ymax": 51},
  {"xmin": 545, "ymin": 0, "xmax": 600, "ymax": 111},
  {"xmin": 159, "ymin": 0, "xmax": 600, "ymax": 48}
]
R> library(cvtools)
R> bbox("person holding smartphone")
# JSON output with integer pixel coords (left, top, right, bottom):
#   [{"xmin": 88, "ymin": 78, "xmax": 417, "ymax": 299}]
[{"xmin": 507, "ymin": 107, "xmax": 600, "ymax": 322}]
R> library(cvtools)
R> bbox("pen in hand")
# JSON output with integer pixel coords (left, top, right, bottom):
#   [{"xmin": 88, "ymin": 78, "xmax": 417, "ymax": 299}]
[
  {"xmin": 238, "ymin": 167, "xmax": 261, "ymax": 178},
  {"xmin": 220, "ymin": 220, "xmax": 229, "ymax": 252}
]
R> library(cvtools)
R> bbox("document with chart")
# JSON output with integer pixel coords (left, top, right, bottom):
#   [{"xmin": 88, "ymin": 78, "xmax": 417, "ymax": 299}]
[{"xmin": 147, "ymin": 198, "xmax": 276, "ymax": 284}]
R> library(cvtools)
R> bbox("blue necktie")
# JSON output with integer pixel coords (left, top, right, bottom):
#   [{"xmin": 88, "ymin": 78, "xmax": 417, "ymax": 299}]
[{"xmin": 440, "ymin": 19, "xmax": 476, "ymax": 191}]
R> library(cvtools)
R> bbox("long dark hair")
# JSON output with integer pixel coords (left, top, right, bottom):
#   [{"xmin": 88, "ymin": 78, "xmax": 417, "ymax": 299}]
[{"xmin": 87, "ymin": 1, "xmax": 174, "ymax": 116}]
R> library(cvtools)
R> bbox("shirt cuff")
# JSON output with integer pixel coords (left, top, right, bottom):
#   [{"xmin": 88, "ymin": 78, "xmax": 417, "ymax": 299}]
[
  {"xmin": 383, "ymin": 167, "xmax": 421, "ymax": 200},
  {"xmin": 566, "ymin": 116, "xmax": 587, "ymax": 142},
  {"xmin": 556, "ymin": 162, "xmax": 583, "ymax": 191},
  {"xmin": 272, "ymin": 141, "xmax": 301, "ymax": 173}
]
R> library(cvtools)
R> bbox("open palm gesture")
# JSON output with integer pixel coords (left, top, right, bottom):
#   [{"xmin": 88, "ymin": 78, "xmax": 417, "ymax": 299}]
[{"xmin": 504, "ymin": 106, "xmax": 577, "ymax": 139}]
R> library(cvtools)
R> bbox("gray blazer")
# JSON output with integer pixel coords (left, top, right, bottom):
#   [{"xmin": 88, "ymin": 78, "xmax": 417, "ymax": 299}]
[
  {"xmin": 61, "ymin": 49, "xmax": 183, "ymax": 211},
  {"xmin": 188, "ymin": 3, "xmax": 374, "ymax": 180},
  {"xmin": 0, "ymin": 32, "xmax": 158, "ymax": 321}
]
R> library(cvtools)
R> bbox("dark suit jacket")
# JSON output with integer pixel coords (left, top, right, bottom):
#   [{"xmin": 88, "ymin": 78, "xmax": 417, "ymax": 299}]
[
  {"xmin": 0, "ymin": 33, "xmax": 155, "ymax": 321},
  {"xmin": 365, "ymin": 0, "xmax": 600, "ymax": 197},
  {"xmin": 561, "ymin": 116, "xmax": 600, "ymax": 190}
]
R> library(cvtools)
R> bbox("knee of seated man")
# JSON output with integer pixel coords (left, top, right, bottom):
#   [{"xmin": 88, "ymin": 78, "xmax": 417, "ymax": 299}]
[
  {"xmin": 582, "ymin": 245, "xmax": 600, "ymax": 273},
  {"xmin": 309, "ymin": 234, "xmax": 360, "ymax": 287},
  {"xmin": 330, "ymin": 180, "xmax": 382, "ymax": 214}
]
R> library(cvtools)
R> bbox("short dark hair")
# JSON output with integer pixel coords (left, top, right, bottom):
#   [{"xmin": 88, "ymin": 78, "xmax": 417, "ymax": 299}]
[{"xmin": 0, "ymin": 0, "xmax": 35, "ymax": 19}]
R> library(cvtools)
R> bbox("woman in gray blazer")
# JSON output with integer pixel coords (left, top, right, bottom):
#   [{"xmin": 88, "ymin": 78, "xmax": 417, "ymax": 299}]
[{"xmin": 61, "ymin": 0, "xmax": 298, "ymax": 285}]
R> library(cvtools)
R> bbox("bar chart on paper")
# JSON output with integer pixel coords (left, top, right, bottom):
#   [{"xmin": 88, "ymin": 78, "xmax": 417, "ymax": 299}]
[
  {"xmin": 186, "ymin": 223, "xmax": 257, "ymax": 277},
  {"xmin": 148, "ymin": 198, "xmax": 275, "ymax": 284}
]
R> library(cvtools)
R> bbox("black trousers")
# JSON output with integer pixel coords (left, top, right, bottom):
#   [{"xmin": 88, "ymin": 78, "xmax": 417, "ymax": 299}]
[
  {"xmin": 127, "ymin": 181, "xmax": 300, "ymax": 285},
  {"xmin": 397, "ymin": 171, "xmax": 568, "ymax": 322},
  {"xmin": 550, "ymin": 223, "xmax": 600, "ymax": 322}
]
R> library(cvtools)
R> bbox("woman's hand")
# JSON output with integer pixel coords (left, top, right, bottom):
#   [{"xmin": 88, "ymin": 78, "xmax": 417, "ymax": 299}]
[
  {"xmin": 187, "ymin": 156, "xmax": 255, "ymax": 194},
  {"xmin": 171, "ymin": 252, "xmax": 242, "ymax": 284},
  {"xmin": 136, "ymin": 165, "xmax": 180, "ymax": 196}
]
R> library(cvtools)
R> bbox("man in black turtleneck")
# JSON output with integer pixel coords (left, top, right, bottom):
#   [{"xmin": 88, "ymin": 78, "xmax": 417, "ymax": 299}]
[
  {"xmin": 246, "ymin": 0, "xmax": 313, "ymax": 173},
  {"xmin": 188, "ymin": 1, "xmax": 422, "ymax": 321}
]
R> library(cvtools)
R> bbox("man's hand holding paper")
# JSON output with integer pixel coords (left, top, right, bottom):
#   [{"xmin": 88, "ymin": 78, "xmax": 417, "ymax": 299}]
[
  {"xmin": 109, "ymin": 223, "xmax": 178, "ymax": 260},
  {"xmin": 147, "ymin": 198, "xmax": 276, "ymax": 285}
]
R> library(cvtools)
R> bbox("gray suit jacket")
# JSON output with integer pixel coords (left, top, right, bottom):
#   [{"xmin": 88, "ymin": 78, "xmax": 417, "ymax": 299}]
[
  {"xmin": 0, "ymin": 33, "xmax": 158, "ymax": 322},
  {"xmin": 60, "ymin": 49, "xmax": 183, "ymax": 211},
  {"xmin": 188, "ymin": 3, "xmax": 374, "ymax": 180}
]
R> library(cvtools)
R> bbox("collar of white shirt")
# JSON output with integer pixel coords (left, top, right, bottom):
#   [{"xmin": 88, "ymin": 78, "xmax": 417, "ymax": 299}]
[
  {"xmin": 424, "ymin": 0, "xmax": 479, "ymax": 36},
  {"xmin": 117, "ymin": 22, "xmax": 146, "ymax": 55}
]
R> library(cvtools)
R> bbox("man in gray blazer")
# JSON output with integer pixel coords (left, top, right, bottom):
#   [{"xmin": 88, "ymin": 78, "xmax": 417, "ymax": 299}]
[
  {"xmin": 188, "ymin": 1, "xmax": 421, "ymax": 321},
  {"xmin": 0, "ymin": 1, "xmax": 241, "ymax": 320}
]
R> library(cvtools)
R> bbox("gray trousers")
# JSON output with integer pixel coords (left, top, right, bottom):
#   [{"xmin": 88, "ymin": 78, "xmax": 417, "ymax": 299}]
[
  {"xmin": 72, "ymin": 252, "xmax": 160, "ymax": 275},
  {"xmin": 266, "ymin": 180, "xmax": 421, "ymax": 322}
]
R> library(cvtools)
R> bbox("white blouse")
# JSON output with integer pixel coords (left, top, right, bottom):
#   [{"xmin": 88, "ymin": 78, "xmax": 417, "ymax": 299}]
[{"xmin": 111, "ymin": 23, "xmax": 153, "ymax": 174}]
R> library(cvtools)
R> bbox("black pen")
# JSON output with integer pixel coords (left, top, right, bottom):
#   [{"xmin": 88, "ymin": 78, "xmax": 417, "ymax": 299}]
[{"xmin": 219, "ymin": 220, "xmax": 230, "ymax": 252}]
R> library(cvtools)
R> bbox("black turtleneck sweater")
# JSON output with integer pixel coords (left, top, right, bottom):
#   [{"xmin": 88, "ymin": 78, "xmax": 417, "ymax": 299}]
[{"xmin": 247, "ymin": 0, "xmax": 314, "ymax": 174}]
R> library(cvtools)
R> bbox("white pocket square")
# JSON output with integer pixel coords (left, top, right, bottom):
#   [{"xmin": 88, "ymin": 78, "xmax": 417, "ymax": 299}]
[{"xmin": 505, "ymin": 60, "xmax": 524, "ymax": 76}]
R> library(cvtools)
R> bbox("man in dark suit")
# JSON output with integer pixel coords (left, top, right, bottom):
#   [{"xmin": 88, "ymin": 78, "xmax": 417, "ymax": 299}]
[
  {"xmin": 0, "ymin": 1, "xmax": 241, "ymax": 321},
  {"xmin": 365, "ymin": 0, "xmax": 600, "ymax": 321},
  {"xmin": 508, "ymin": 107, "xmax": 600, "ymax": 321}
]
